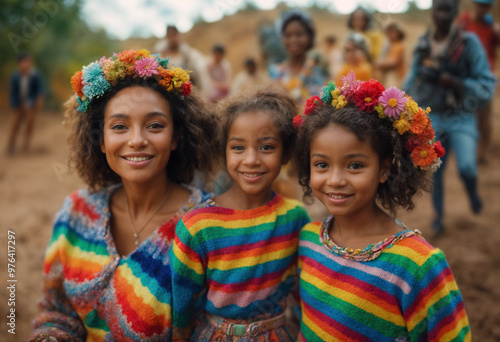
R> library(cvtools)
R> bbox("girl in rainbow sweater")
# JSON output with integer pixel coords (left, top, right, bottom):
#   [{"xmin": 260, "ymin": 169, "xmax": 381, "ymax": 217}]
[
  {"xmin": 293, "ymin": 75, "xmax": 470, "ymax": 341},
  {"xmin": 169, "ymin": 90, "xmax": 310, "ymax": 341}
]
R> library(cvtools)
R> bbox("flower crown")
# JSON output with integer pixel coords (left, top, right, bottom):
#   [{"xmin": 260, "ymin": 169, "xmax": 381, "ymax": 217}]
[
  {"xmin": 293, "ymin": 71, "xmax": 445, "ymax": 171},
  {"xmin": 70, "ymin": 49, "xmax": 192, "ymax": 112}
]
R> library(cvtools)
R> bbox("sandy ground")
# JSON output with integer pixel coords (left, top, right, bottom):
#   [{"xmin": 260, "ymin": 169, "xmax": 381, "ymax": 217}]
[{"xmin": 0, "ymin": 8, "xmax": 499, "ymax": 342}]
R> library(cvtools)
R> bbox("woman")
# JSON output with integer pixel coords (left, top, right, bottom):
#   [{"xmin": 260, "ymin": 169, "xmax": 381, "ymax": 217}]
[
  {"xmin": 29, "ymin": 49, "xmax": 217, "ymax": 341},
  {"xmin": 269, "ymin": 10, "xmax": 324, "ymax": 107}
]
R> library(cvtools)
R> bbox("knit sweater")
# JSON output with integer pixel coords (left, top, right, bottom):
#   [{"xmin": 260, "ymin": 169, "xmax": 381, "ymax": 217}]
[
  {"xmin": 30, "ymin": 184, "xmax": 212, "ymax": 342},
  {"xmin": 298, "ymin": 218, "xmax": 471, "ymax": 342},
  {"xmin": 169, "ymin": 194, "xmax": 310, "ymax": 340}
]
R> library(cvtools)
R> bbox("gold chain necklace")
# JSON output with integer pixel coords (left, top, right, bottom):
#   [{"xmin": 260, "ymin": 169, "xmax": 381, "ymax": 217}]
[{"xmin": 124, "ymin": 183, "xmax": 172, "ymax": 246}]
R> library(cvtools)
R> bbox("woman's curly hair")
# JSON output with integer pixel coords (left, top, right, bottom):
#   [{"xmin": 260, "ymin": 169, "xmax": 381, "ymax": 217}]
[
  {"xmin": 216, "ymin": 88, "xmax": 298, "ymax": 164},
  {"xmin": 295, "ymin": 104, "xmax": 432, "ymax": 214},
  {"xmin": 64, "ymin": 77, "xmax": 218, "ymax": 192}
]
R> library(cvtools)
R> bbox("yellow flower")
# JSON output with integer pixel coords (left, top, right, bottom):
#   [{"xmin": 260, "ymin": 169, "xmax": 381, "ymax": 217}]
[
  {"xmin": 393, "ymin": 118, "xmax": 411, "ymax": 135},
  {"xmin": 137, "ymin": 49, "xmax": 151, "ymax": 58},
  {"xmin": 405, "ymin": 98, "xmax": 419, "ymax": 116},
  {"xmin": 331, "ymin": 88, "xmax": 341, "ymax": 99},
  {"xmin": 332, "ymin": 95, "xmax": 347, "ymax": 109},
  {"xmin": 375, "ymin": 104, "xmax": 387, "ymax": 119},
  {"xmin": 169, "ymin": 67, "xmax": 190, "ymax": 88},
  {"xmin": 425, "ymin": 107, "xmax": 431, "ymax": 115}
]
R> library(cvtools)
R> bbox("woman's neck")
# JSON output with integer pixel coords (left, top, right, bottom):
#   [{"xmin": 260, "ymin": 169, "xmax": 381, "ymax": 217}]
[
  {"xmin": 288, "ymin": 55, "xmax": 307, "ymax": 73},
  {"xmin": 122, "ymin": 176, "xmax": 170, "ymax": 217}
]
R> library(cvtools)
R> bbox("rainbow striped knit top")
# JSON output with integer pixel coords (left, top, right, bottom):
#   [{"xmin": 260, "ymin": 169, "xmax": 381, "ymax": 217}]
[
  {"xmin": 169, "ymin": 193, "xmax": 310, "ymax": 340},
  {"xmin": 29, "ymin": 185, "xmax": 212, "ymax": 342},
  {"xmin": 298, "ymin": 217, "xmax": 470, "ymax": 342}
]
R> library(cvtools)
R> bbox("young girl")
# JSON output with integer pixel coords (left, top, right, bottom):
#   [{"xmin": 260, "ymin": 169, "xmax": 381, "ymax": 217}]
[
  {"xmin": 336, "ymin": 33, "xmax": 373, "ymax": 86},
  {"xmin": 30, "ymin": 49, "xmax": 217, "ymax": 341},
  {"xmin": 293, "ymin": 74, "xmax": 470, "ymax": 341},
  {"xmin": 169, "ymin": 89, "xmax": 310, "ymax": 341},
  {"xmin": 374, "ymin": 22, "xmax": 407, "ymax": 88}
]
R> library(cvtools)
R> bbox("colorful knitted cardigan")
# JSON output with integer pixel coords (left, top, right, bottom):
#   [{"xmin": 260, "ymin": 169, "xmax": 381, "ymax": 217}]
[
  {"xmin": 169, "ymin": 194, "xmax": 310, "ymax": 340},
  {"xmin": 298, "ymin": 218, "xmax": 471, "ymax": 342},
  {"xmin": 29, "ymin": 184, "xmax": 212, "ymax": 342}
]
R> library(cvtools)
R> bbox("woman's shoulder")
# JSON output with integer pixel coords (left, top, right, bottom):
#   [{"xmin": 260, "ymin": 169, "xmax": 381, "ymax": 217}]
[{"xmin": 57, "ymin": 185, "xmax": 116, "ymax": 221}]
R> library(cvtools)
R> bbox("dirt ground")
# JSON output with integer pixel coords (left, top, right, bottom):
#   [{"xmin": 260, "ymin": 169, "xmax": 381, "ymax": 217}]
[{"xmin": 0, "ymin": 8, "xmax": 499, "ymax": 342}]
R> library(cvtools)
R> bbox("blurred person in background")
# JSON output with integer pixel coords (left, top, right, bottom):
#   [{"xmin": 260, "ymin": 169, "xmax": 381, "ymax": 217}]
[
  {"xmin": 206, "ymin": 43, "xmax": 232, "ymax": 103},
  {"xmin": 405, "ymin": 0, "xmax": 496, "ymax": 236},
  {"xmin": 231, "ymin": 57, "xmax": 270, "ymax": 94},
  {"xmin": 7, "ymin": 52, "xmax": 44, "ymax": 155},
  {"xmin": 457, "ymin": 0, "xmax": 500, "ymax": 163},
  {"xmin": 374, "ymin": 22, "xmax": 407, "ymax": 87},
  {"xmin": 336, "ymin": 32, "xmax": 373, "ymax": 86},
  {"xmin": 269, "ymin": 9, "xmax": 324, "ymax": 106},
  {"xmin": 324, "ymin": 35, "xmax": 343, "ymax": 81},
  {"xmin": 347, "ymin": 6, "xmax": 383, "ymax": 62},
  {"xmin": 154, "ymin": 25, "xmax": 207, "ymax": 92}
]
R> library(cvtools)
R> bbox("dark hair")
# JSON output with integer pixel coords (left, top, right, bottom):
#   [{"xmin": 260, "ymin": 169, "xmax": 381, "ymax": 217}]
[
  {"xmin": 345, "ymin": 32, "xmax": 371, "ymax": 62},
  {"xmin": 17, "ymin": 52, "xmax": 30, "ymax": 62},
  {"xmin": 212, "ymin": 43, "xmax": 225, "ymax": 54},
  {"xmin": 166, "ymin": 25, "xmax": 178, "ymax": 34},
  {"xmin": 279, "ymin": 10, "xmax": 315, "ymax": 51},
  {"xmin": 325, "ymin": 35, "xmax": 337, "ymax": 44},
  {"xmin": 216, "ymin": 88, "xmax": 297, "ymax": 163},
  {"xmin": 245, "ymin": 57, "xmax": 257, "ymax": 68},
  {"xmin": 295, "ymin": 104, "xmax": 432, "ymax": 214},
  {"xmin": 347, "ymin": 6, "xmax": 376, "ymax": 31},
  {"xmin": 65, "ymin": 77, "xmax": 217, "ymax": 192},
  {"xmin": 385, "ymin": 23, "xmax": 405, "ymax": 41}
]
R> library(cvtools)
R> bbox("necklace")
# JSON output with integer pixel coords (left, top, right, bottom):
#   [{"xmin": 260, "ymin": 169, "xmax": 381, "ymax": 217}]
[{"xmin": 124, "ymin": 183, "xmax": 172, "ymax": 246}]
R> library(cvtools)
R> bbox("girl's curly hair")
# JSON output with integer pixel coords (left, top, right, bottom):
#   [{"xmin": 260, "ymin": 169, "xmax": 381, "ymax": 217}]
[
  {"xmin": 216, "ymin": 88, "xmax": 298, "ymax": 164},
  {"xmin": 295, "ymin": 104, "xmax": 432, "ymax": 214},
  {"xmin": 64, "ymin": 77, "xmax": 218, "ymax": 192}
]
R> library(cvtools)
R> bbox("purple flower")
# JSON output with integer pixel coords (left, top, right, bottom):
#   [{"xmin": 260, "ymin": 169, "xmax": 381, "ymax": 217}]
[
  {"xmin": 340, "ymin": 70, "xmax": 360, "ymax": 99},
  {"xmin": 379, "ymin": 87, "xmax": 408, "ymax": 119},
  {"xmin": 135, "ymin": 57, "xmax": 159, "ymax": 77}
]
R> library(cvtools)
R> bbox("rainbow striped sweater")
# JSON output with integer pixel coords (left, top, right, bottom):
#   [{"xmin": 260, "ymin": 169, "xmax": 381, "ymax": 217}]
[
  {"xmin": 298, "ymin": 218, "xmax": 470, "ymax": 342},
  {"xmin": 29, "ymin": 185, "xmax": 212, "ymax": 342},
  {"xmin": 169, "ymin": 194, "xmax": 310, "ymax": 340}
]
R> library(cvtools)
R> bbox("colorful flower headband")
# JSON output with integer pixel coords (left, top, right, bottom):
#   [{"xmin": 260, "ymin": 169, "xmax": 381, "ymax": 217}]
[
  {"xmin": 293, "ymin": 71, "xmax": 445, "ymax": 171},
  {"xmin": 70, "ymin": 49, "xmax": 192, "ymax": 112}
]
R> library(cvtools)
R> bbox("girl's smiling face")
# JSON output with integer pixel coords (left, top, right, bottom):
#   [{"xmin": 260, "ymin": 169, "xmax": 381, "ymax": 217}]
[
  {"xmin": 101, "ymin": 86, "xmax": 176, "ymax": 185},
  {"xmin": 309, "ymin": 124, "xmax": 390, "ymax": 218},
  {"xmin": 226, "ymin": 111, "xmax": 285, "ymax": 201}
]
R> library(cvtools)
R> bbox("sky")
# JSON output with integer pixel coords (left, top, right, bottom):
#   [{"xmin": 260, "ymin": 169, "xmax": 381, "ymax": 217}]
[{"xmin": 82, "ymin": 0, "xmax": 433, "ymax": 40}]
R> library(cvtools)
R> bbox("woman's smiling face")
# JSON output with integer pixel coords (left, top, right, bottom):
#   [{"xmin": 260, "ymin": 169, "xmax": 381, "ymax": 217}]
[{"xmin": 101, "ymin": 86, "xmax": 176, "ymax": 185}]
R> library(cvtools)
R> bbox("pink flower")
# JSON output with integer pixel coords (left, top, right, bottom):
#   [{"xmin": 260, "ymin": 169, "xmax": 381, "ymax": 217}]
[
  {"xmin": 340, "ymin": 70, "xmax": 361, "ymax": 99},
  {"xmin": 379, "ymin": 87, "xmax": 408, "ymax": 119},
  {"xmin": 135, "ymin": 57, "xmax": 159, "ymax": 77}
]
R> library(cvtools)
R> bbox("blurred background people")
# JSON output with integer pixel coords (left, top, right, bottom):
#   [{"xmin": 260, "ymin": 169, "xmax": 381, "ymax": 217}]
[
  {"xmin": 232, "ymin": 57, "xmax": 270, "ymax": 94},
  {"xmin": 347, "ymin": 6, "xmax": 383, "ymax": 62},
  {"xmin": 405, "ymin": 0, "xmax": 496, "ymax": 236},
  {"xmin": 154, "ymin": 25, "xmax": 208, "ymax": 92},
  {"xmin": 336, "ymin": 32, "xmax": 373, "ymax": 86},
  {"xmin": 206, "ymin": 43, "xmax": 232, "ymax": 103},
  {"xmin": 374, "ymin": 22, "xmax": 407, "ymax": 87},
  {"xmin": 269, "ymin": 9, "xmax": 324, "ymax": 106},
  {"xmin": 7, "ymin": 52, "xmax": 44, "ymax": 155},
  {"xmin": 324, "ymin": 35, "xmax": 343, "ymax": 81},
  {"xmin": 457, "ymin": 0, "xmax": 500, "ymax": 163}
]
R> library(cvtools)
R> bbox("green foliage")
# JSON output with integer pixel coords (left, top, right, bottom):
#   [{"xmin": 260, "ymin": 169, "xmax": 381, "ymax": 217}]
[{"xmin": 0, "ymin": 0, "xmax": 117, "ymax": 108}]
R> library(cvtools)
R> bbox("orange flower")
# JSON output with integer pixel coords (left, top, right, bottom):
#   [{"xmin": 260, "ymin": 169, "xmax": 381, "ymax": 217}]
[
  {"xmin": 71, "ymin": 71, "xmax": 84, "ymax": 98},
  {"xmin": 116, "ymin": 49, "xmax": 137, "ymax": 64},
  {"xmin": 418, "ymin": 124, "xmax": 435, "ymax": 142},
  {"xmin": 411, "ymin": 143, "xmax": 437, "ymax": 168},
  {"xmin": 410, "ymin": 108, "xmax": 430, "ymax": 135}
]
